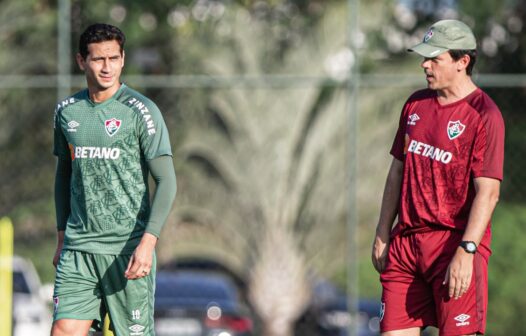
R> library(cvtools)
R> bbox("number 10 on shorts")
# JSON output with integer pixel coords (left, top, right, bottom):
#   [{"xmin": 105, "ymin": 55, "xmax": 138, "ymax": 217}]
[{"xmin": 132, "ymin": 309, "xmax": 141, "ymax": 320}]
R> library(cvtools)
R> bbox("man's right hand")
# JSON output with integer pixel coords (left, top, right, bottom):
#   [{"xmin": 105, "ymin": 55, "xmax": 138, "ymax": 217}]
[
  {"xmin": 372, "ymin": 230, "xmax": 390, "ymax": 273},
  {"xmin": 53, "ymin": 246, "xmax": 63, "ymax": 268}
]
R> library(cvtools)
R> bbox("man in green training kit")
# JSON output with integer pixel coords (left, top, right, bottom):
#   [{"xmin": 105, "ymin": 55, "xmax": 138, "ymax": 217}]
[{"xmin": 51, "ymin": 23, "xmax": 176, "ymax": 336}]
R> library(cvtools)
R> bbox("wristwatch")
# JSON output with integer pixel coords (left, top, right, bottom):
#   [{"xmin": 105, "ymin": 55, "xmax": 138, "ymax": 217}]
[{"xmin": 459, "ymin": 241, "xmax": 477, "ymax": 254}]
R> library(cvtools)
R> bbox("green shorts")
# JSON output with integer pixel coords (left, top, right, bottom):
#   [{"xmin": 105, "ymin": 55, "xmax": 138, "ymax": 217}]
[{"xmin": 53, "ymin": 250, "xmax": 156, "ymax": 336}]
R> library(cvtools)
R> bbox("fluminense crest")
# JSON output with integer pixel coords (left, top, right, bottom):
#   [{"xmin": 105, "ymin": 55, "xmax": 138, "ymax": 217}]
[
  {"xmin": 447, "ymin": 120, "xmax": 466, "ymax": 140},
  {"xmin": 105, "ymin": 118, "xmax": 122, "ymax": 137}
]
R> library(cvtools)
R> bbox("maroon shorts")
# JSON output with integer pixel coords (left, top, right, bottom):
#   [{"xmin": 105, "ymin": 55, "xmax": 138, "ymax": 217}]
[{"xmin": 380, "ymin": 229, "xmax": 490, "ymax": 336}]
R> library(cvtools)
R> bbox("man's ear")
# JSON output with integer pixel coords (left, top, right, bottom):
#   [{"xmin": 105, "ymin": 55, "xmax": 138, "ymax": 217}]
[
  {"xmin": 121, "ymin": 50, "xmax": 125, "ymax": 68},
  {"xmin": 76, "ymin": 53, "xmax": 86, "ymax": 71},
  {"xmin": 457, "ymin": 54, "xmax": 470, "ymax": 72}
]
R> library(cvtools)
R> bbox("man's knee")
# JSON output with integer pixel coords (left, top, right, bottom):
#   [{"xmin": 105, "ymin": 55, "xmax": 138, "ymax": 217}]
[
  {"xmin": 381, "ymin": 327, "xmax": 422, "ymax": 336},
  {"xmin": 51, "ymin": 319, "xmax": 93, "ymax": 336}
]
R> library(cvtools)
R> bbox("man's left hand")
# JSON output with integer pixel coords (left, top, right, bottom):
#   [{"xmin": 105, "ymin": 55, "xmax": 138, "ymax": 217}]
[
  {"xmin": 125, "ymin": 233, "xmax": 158, "ymax": 280},
  {"xmin": 443, "ymin": 247, "xmax": 474, "ymax": 299}
]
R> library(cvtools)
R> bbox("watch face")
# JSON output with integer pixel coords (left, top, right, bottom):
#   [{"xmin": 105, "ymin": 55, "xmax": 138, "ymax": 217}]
[{"xmin": 466, "ymin": 242, "xmax": 476, "ymax": 253}]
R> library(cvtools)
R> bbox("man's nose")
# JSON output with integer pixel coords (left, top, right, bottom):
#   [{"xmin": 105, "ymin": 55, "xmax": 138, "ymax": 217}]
[
  {"xmin": 102, "ymin": 58, "xmax": 110, "ymax": 71},
  {"xmin": 421, "ymin": 58, "xmax": 431, "ymax": 69}
]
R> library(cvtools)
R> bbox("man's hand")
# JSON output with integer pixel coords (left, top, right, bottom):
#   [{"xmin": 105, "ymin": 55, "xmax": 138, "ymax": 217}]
[
  {"xmin": 443, "ymin": 247, "xmax": 474, "ymax": 299},
  {"xmin": 443, "ymin": 177, "xmax": 500, "ymax": 299},
  {"xmin": 125, "ymin": 233, "xmax": 158, "ymax": 280},
  {"xmin": 372, "ymin": 229, "xmax": 390, "ymax": 273},
  {"xmin": 52, "ymin": 247, "xmax": 62, "ymax": 268}
]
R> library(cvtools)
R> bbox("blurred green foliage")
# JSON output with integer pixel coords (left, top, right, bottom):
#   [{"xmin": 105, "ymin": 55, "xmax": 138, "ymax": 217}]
[
  {"xmin": 0, "ymin": 0, "xmax": 525, "ymax": 334},
  {"xmin": 487, "ymin": 202, "xmax": 526, "ymax": 335}
]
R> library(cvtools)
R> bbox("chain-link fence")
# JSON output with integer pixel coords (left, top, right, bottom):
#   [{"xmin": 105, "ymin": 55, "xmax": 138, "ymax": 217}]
[{"xmin": 1, "ymin": 0, "xmax": 525, "ymax": 335}]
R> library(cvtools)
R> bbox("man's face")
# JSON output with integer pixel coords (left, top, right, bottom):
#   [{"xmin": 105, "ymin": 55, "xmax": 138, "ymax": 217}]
[
  {"xmin": 420, "ymin": 52, "xmax": 462, "ymax": 91},
  {"xmin": 77, "ymin": 40, "xmax": 124, "ymax": 92}
]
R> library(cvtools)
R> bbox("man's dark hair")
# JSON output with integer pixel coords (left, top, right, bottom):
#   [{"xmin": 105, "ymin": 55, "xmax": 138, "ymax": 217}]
[
  {"xmin": 448, "ymin": 49, "xmax": 477, "ymax": 76},
  {"xmin": 79, "ymin": 23, "xmax": 125, "ymax": 59}
]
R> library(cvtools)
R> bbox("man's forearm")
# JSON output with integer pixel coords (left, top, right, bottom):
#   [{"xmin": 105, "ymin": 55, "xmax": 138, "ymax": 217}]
[
  {"xmin": 54, "ymin": 157, "xmax": 71, "ymax": 231},
  {"xmin": 145, "ymin": 156, "xmax": 177, "ymax": 237},
  {"xmin": 462, "ymin": 177, "xmax": 500, "ymax": 245},
  {"xmin": 376, "ymin": 158, "xmax": 403, "ymax": 235},
  {"xmin": 57, "ymin": 230, "xmax": 65, "ymax": 243}
]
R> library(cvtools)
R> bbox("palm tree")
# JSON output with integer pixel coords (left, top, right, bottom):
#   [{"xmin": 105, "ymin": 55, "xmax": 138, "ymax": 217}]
[{"xmin": 157, "ymin": 3, "xmax": 350, "ymax": 335}]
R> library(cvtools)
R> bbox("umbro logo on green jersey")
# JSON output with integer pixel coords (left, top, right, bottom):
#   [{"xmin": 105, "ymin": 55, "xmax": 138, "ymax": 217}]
[
  {"xmin": 67, "ymin": 120, "xmax": 79, "ymax": 132},
  {"xmin": 105, "ymin": 118, "xmax": 122, "ymax": 137}
]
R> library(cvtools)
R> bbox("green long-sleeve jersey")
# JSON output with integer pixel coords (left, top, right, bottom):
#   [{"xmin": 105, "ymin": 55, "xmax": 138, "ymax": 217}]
[{"xmin": 53, "ymin": 83, "xmax": 172, "ymax": 254}]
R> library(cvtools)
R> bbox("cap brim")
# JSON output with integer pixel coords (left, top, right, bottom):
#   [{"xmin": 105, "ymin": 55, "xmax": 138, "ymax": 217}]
[{"xmin": 408, "ymin": 43, "xmax": 448, "ymax": 58}]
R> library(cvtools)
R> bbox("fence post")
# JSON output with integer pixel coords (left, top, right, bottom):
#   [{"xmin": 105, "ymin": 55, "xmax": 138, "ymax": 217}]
[{"xmin": 0, "ymin": 217, "xmax": 14, "ymax": 336}]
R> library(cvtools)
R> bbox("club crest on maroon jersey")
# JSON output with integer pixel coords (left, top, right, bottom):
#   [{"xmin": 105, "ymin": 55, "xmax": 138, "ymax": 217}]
[
  {"xmin": 447, "ymin": 120, "xmax": 466, "ymax": 140},
  {"xmin": 105, "ymin": 118, "xmax": 122, "ymax": 137}
]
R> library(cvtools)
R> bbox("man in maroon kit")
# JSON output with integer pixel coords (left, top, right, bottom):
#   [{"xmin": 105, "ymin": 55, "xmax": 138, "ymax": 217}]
[{"xmin": 371, "ymin": 20, "xmax": 504, "ymax": 336}]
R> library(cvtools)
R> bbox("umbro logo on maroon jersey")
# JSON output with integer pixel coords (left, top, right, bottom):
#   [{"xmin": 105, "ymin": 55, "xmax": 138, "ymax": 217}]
[
  {"xmin": 447, "ymin": 120, "xmax": 466, "ymax": 140},
  {"xmin": 105, "ymin": 118, "xmax": 122, "ymax": 137},
  {"xmin": 454, "ymin": 313, "xmax": 470, "ymax": 326},
  {"xmin": 407, "ymin": 113, "xmax": 420, "ymax": 125}
]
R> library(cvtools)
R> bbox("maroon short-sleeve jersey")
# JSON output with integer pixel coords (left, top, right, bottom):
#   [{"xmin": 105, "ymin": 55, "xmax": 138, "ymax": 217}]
[{"xmin": 390, "ymin": 88, "xmax": 504, "ymax": 237}]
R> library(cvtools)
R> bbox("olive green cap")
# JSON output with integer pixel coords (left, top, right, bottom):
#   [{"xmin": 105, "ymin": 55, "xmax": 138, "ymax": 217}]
[{"xmin": 408, "ymin": 19, "xmax": 476, "ymax": 57}]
